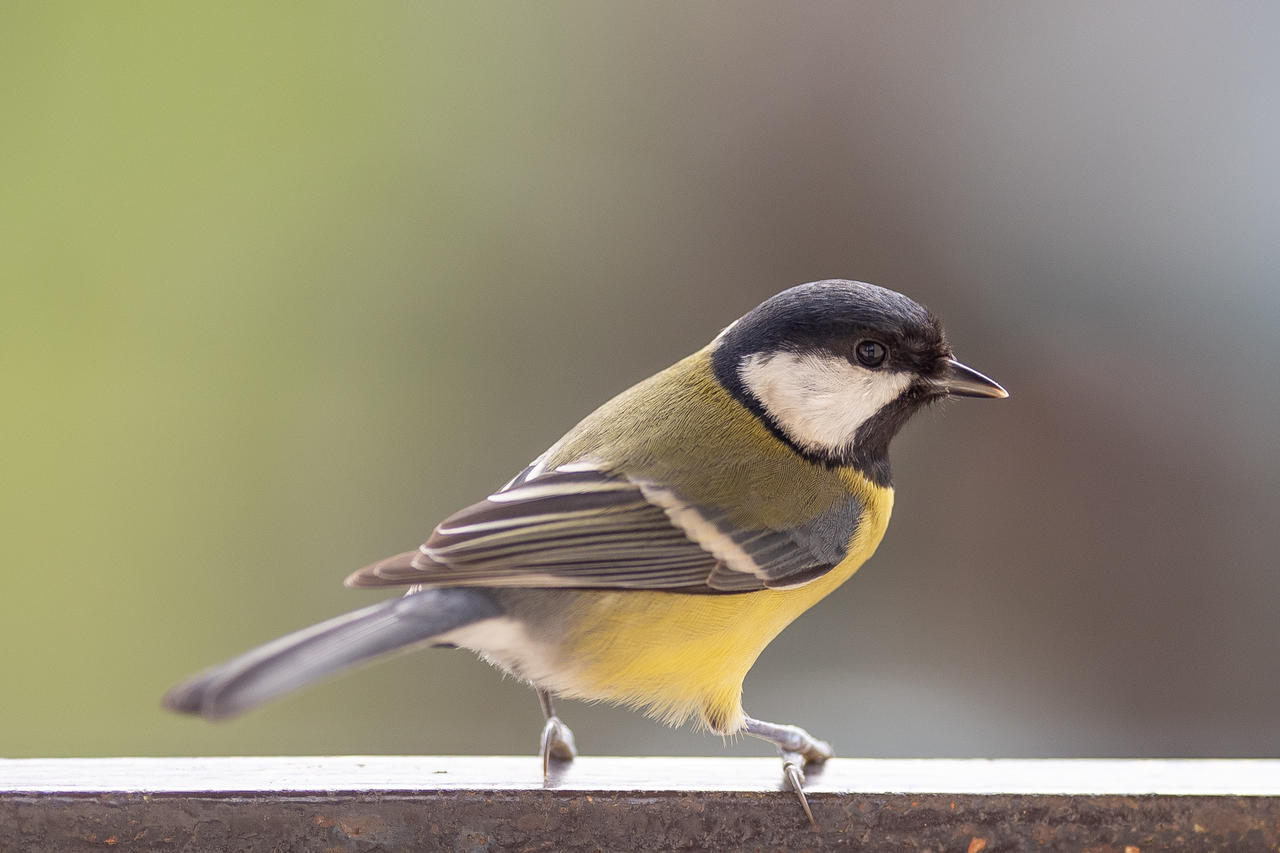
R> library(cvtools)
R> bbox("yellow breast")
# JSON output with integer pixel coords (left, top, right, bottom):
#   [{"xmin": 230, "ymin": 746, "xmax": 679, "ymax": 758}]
[{"xmin": 553, "ymin": 472, "xmax": 893, "ymax": 734}]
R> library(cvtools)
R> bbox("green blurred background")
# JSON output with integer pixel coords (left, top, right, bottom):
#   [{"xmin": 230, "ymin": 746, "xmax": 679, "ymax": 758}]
[{"xmin": 3, "ymin": 2, "xmax": 1278, "ymax": 760}]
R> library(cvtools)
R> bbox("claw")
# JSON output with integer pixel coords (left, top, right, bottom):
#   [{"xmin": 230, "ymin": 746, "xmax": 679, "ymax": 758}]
[
  {"xmin": 742, "ymin": 716, "xmax": 830, "ymax": 827},
  {"xmin": 540, "ymin": 715, "xmax": 577, "ymax": 777},
  {"xmin": 783, "ymin": 761, "xmax": 817, "ymax": 828}
]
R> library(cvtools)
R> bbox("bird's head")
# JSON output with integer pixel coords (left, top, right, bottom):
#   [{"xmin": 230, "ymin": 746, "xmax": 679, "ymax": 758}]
[{"xmin": 711, "ymin": 279, "xmax": 1007, "ymax": 484}]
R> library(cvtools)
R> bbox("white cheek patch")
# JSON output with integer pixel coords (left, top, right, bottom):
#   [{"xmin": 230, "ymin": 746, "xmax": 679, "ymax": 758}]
[{"xmin": 739, "ymin": 351, "xmax": 914, "ymax": 454}]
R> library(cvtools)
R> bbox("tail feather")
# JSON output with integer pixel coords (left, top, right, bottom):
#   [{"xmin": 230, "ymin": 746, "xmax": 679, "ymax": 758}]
[{"xmin": 163, "ymin": 587, "xmax": 500, "ymax": 720}]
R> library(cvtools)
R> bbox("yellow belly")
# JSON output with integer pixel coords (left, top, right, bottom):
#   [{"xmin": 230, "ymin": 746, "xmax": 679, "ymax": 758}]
[{"xmin": 554, "ymin": 479, "xmax": 893, "ymax": 733}]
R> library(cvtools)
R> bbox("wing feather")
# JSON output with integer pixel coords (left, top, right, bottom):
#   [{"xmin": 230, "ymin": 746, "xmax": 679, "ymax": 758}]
[{"xmin": 344, "ymin": 467, "xmax": 845, "ymax": 593}]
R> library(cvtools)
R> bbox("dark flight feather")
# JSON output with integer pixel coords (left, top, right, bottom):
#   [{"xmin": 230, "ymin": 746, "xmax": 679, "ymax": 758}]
[{"xmin": 344, "ymin": 468, "xmax": 856, "ymax": 594}]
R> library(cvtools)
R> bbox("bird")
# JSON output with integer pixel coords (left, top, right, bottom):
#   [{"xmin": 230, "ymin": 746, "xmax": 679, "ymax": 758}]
[{"xmin": 163, "ymin": 279, "xmax": 1007, "ymax": 824}]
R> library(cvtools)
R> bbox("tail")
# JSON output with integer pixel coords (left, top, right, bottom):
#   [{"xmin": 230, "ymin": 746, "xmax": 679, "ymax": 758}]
[{"xmin": 162, "ymin": 587, "xmax": 500, "ymax": 720}]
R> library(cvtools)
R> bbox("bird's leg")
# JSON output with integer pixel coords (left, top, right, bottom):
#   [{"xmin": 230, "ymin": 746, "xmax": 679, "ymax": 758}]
[
  {"xmin": 743, "ymin": 715, "xmax": 832, "ymax": 827},
  {"xmin": 537, "ymin": 688, "xmax": 577, "ymax": 776}
]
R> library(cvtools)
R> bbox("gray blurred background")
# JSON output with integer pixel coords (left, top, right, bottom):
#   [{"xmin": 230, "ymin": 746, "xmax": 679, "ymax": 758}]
[{"xmin": 3, "ymin": 2, "xmax": 1277, "ymax": 760}]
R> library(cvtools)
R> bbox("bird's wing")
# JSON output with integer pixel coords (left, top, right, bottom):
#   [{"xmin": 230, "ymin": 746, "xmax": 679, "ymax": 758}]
[{"xmin": 345, "ymin": 467, "xmax": 840, "ymax": 593}]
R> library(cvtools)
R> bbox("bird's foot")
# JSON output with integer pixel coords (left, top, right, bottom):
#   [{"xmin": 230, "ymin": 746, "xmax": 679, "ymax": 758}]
[
  {"xmin": 743, "ymin": 716, "xmax": 832, "ymax": 828},
  {"xmin": 540, "ymin": 715, "xmax": 577, "ymax": 777}
]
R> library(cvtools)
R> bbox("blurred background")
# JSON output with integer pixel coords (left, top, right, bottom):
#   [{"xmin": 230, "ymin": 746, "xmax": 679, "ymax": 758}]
[{"xmin": 3, "ymin": 2, "xmax": 1278, "ymax": 761}]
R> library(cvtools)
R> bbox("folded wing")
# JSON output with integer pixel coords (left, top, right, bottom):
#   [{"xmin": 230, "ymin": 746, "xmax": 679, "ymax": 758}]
[{"xmin": 345, "ymin": 467, "xmax": 841, "ymax": 593}]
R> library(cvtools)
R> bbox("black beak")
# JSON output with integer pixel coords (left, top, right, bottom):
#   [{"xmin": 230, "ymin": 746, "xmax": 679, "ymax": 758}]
[{"xmin": 937, "ymin": 357, "xmax": 1008, "ymax": 398}]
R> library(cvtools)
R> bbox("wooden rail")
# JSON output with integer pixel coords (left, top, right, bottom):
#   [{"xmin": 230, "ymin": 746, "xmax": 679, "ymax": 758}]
[{"xmin": 3, "ymin": 756, "xmax": 1279, "ymax": 851}]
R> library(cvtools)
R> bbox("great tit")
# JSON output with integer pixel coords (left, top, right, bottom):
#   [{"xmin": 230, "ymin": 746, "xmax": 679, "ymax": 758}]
[{"xmin": 164, "ymin": 279, "xmax": 1006, "ymax": 823}]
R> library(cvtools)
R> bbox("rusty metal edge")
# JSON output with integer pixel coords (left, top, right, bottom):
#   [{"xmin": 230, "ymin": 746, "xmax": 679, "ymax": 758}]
[{"xmin": 3, "ymin": 789, "xmax": 1279, "ymax": 852}]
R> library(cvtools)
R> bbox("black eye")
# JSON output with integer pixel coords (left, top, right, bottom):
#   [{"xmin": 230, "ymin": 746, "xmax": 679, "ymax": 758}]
[{"xmin": 854, "ymin": 339, "xmax": 887, "ymax": 368}]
